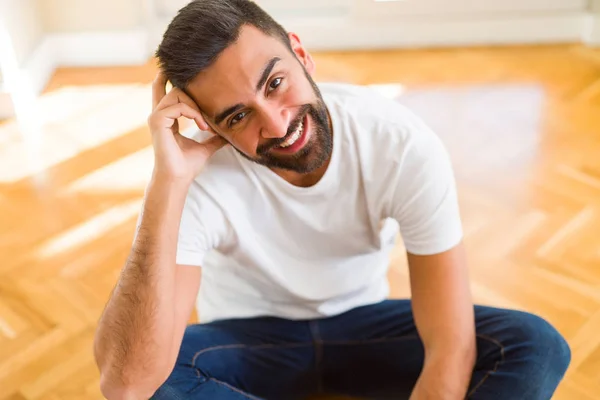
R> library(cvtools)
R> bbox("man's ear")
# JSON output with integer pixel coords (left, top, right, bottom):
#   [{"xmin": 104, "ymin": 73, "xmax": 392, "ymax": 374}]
[{"xmin": 288, "ymin": 32, "xmax": 315, "ymax": 75}]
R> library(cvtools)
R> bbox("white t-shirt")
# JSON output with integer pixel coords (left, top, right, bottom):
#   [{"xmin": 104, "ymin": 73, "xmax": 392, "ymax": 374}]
[{"xmin": 176, "ymin": 83, "xmax": 463, "ymax": 323}]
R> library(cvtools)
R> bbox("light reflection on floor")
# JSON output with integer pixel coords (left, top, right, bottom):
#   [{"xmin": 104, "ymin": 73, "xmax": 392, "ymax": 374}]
[
  {"xmin": 398, "ymin": 83, "xmax": 545, "ymax": 179},
  {"xmin": 0, "ymin": 84, "xmax": 151, "ymax": 183},
  {"xmin": 36, "ymin": 198, "xmax": 143, "ymax": 259}
]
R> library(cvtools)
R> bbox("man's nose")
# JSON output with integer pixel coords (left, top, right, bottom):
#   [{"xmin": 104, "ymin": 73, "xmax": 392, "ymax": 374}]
[{"xmin": 260, "ymin": 107, "xmax": 291, "ymax": 139}]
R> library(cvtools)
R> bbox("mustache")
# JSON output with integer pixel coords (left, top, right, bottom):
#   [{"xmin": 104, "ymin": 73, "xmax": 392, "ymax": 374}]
[{"xmin": 257, "ymin": 105, "xmax": 311, "ymax": 155}]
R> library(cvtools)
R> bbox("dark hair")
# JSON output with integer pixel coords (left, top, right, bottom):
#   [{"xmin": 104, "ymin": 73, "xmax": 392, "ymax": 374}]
[{"xmin": 155, "ymin": 0, "xmax": 292, "ymax": 89}]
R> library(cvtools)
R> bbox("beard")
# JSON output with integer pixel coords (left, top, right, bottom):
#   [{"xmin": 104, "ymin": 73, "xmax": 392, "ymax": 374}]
[{"xmin": 234, "ymin": 71, "xmax": 333, "ymax": 174}]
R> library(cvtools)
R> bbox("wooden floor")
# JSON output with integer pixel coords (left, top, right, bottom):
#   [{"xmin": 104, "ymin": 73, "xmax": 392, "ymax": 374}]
[{"xmin": 1, "ymin": 44, "xmax": 599, "ymax": 399}]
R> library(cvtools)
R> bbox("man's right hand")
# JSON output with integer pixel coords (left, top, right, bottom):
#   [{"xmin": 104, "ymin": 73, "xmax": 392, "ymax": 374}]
[{"xmin": 148, "ymin": 72, "xmax": 228, "ymax": 184}]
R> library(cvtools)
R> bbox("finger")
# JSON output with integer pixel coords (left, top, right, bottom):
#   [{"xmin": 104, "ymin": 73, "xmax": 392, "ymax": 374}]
[
  {"xmin": 176, "ymin": 133, "xmax": 228, "ymax": 157},
  {"xmin": 152, "ymin": 103, "xmax": 204, "ymax": 130},
  {"xmin": 200, "ymin": 110, "xmax": 222, "ymax": 136},
  {"xmin": 152, "ymin": 72, "xmax": 168, "ymax": 110},
  {"xmin": 156, "ymin": 88, "xmax": 209, "ymax": 131},
  {"xmin": 200, "ymin": 135, "xmax": 228, "ymax": 155}
]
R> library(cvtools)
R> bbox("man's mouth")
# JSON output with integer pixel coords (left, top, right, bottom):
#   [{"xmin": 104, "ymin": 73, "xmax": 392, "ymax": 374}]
[
  {"xmin": 278, "ymin": 120, "xmax": 304, "ymax": 148},
  {"xmin": 273, "ymin": 114, "xmax": 309, "ymax": 154}
]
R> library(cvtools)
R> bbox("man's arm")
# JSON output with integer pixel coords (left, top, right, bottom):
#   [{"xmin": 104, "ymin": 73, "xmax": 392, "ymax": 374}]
[
  {"xmin": 93, "ymin": 179, "xmax": 201, "ymax": 400},
  {"xmin": 93, "ymin": 73, "xmax": 227, "ymax": 400},
  {"xmin": 407, "ymin": 242, "xmax": 476, "ymax": 400}
]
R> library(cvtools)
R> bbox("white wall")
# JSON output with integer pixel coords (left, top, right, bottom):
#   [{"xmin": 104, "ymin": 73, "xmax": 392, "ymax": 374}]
[
  {"xmin": 1, "ymin": 0, "xmax": 44, "ymax": 65},
  {"xmin": 0, "ymin": 0, "xmax": 148, "ymax": 119},
  {"xmin": 150, "ymin": 0, "xmax": 594, "ymax": 51},
  {"xmin": 39, "ymin": 0, "xmax": 145, "ymax": 33},
  {"xmin": 588, "ymin": 0, "xmax": 600, "ymax": 44},
  {"xmin": 0, "ymin": 0, "xmax": 599, "ymax": 120},
  {"xmin": 0, "ymin": 0, "xmax": 45, "ymax": 118}
]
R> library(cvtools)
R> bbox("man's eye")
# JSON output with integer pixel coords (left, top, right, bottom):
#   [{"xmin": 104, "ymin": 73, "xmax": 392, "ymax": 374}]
[
  {"xmin": 268, "ymin": 77, "xmax": 283, "ymax": 92},
  {"xmin": 230, "ymin": 111, "xmax": 247, "ymax": 126}
]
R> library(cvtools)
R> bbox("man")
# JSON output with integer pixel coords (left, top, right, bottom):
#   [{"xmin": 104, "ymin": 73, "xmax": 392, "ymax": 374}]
[{"xmin": 93, "ymin": 1, "xmax": 571, "ymax": 399}]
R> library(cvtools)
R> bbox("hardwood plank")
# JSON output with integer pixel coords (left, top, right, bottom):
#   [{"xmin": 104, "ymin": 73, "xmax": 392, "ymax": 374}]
[{"xmin": 1, "ymin": 44, "xmax": 600, "ymax": 399}]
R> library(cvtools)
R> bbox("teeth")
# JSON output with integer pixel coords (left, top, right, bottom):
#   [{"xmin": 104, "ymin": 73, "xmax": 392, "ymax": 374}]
[{"xmin": 279, "ymin": 122, "xmax": 303, "ymax": 148}]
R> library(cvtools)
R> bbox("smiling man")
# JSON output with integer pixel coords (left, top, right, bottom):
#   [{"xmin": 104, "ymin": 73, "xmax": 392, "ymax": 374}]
[{"xmin": 93, "ymin": 1, "xmax": 571, "ymax": 399}]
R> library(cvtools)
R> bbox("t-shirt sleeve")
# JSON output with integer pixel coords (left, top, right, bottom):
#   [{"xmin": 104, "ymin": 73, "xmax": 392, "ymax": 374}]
[
  {"xmin": 175, "ymin": 182, "xmax": 233, "ymax": 266},
  {"xmin": 387, "ymin": 112, "xmax": 463, "ymax": 256}
]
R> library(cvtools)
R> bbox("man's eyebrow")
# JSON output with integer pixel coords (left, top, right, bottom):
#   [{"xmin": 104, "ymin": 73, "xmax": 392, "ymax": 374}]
[
  {"xmin": 213, "ymin": 57, "xmax": 282, "ymax": 126},
  {"xmin": 255, "ymin": 56, "xmax": 281, "ymax": 92},
  {"xmin": 214, "ymin": 103, "xmax": 244, "ymax": 125}
]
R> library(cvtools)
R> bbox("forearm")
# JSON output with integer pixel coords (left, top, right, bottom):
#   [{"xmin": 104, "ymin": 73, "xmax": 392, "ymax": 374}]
[
  {"xmin": 407, "ymin": 245, "xmax": 476, "ymax": 399},
  {"xmin": 411, "ymin": 297, "xmax": 476, "ymax": 400},
  {"xmin": 94, "ymin": 176, "xmax": 188, "ymax": 397}
]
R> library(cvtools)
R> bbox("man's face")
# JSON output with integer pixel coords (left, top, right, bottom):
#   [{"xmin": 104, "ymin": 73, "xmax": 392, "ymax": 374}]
[{"xmin": 186, "ymin": 25, "xmax": 332, "ymax": 174}]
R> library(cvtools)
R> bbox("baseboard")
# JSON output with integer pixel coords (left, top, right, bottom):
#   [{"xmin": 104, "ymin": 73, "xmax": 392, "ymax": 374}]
[{"xmin": 22, "ymin": 37, "xmax": 56, "ymax": 95}]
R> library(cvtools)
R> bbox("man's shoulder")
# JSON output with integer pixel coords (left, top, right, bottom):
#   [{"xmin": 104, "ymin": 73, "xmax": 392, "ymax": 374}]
[
  {"xmin": 319, "ymin": 82, "xmax": 391, "ymax": 111},
  {"xmin": 321, "ymin": 82, "xmax": 430, "ymax": 146},
  {"xmin": 322, "ymin": 83, "xmax": 445, "ymax": 181},
  {"xmin": 318, "ymin": 82, "xmax": 376, "ymax": 98},
  {"xmin": 320, "ymin": 82, "xmax": 416, "ymax": 127}
]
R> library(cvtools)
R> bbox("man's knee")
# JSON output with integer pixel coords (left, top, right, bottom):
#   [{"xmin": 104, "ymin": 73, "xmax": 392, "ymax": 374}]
[{"xmin": 508, "ymin": 311, "xmax": 571, "ymax": 381}]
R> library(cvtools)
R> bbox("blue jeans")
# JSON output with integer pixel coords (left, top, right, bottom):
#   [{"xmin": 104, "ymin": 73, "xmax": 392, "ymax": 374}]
[{"xmin": 152, "ymin": 300, "xmax": 570, "ymax": 399}]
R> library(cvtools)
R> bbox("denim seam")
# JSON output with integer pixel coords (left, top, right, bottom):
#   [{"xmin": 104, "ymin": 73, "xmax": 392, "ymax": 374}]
[
  {"xmin": 191, "ymin": 342, "xmax": 313, "ymax": 365},
  {"xmin": 208, "ymin": 377, "xmax": 264, "ymax": 400},
  {"xmin": 190, "ymin": 335, "xmax": 421, "ymax": 367},
  {"xmin": 308, "ymin": 321, "xmax": 324, "ymax": 394},
  {"xmin": 321, "ymin": 334, "xmax": 420, "ymax": 346},
  {"xmin": 467, "ymin": 333, "xmax": 506, "ymax": 398},
  {"xmin": 190, "ymin": 342, "xmax": 314, "ymax": 399}
]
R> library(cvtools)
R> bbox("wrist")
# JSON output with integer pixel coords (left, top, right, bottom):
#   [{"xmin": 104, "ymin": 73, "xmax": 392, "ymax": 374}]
[
  {"xmin": 425, "ymin": 343, "xmax": 476, "ymax": 373},
  {"xmin": 411, "ymin": 358, "xmax": 472, "ymax": 400},
  {"xmin": 150, "ymin": 169, "xmax": 193, "ymax": 192},
  {"xmin": 411, "ymin": 370, "xmax": 465, "ymax": 400},
  {"xmin": 142, "ymin": 173, "xmax": 190, "ymax": 220}
]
